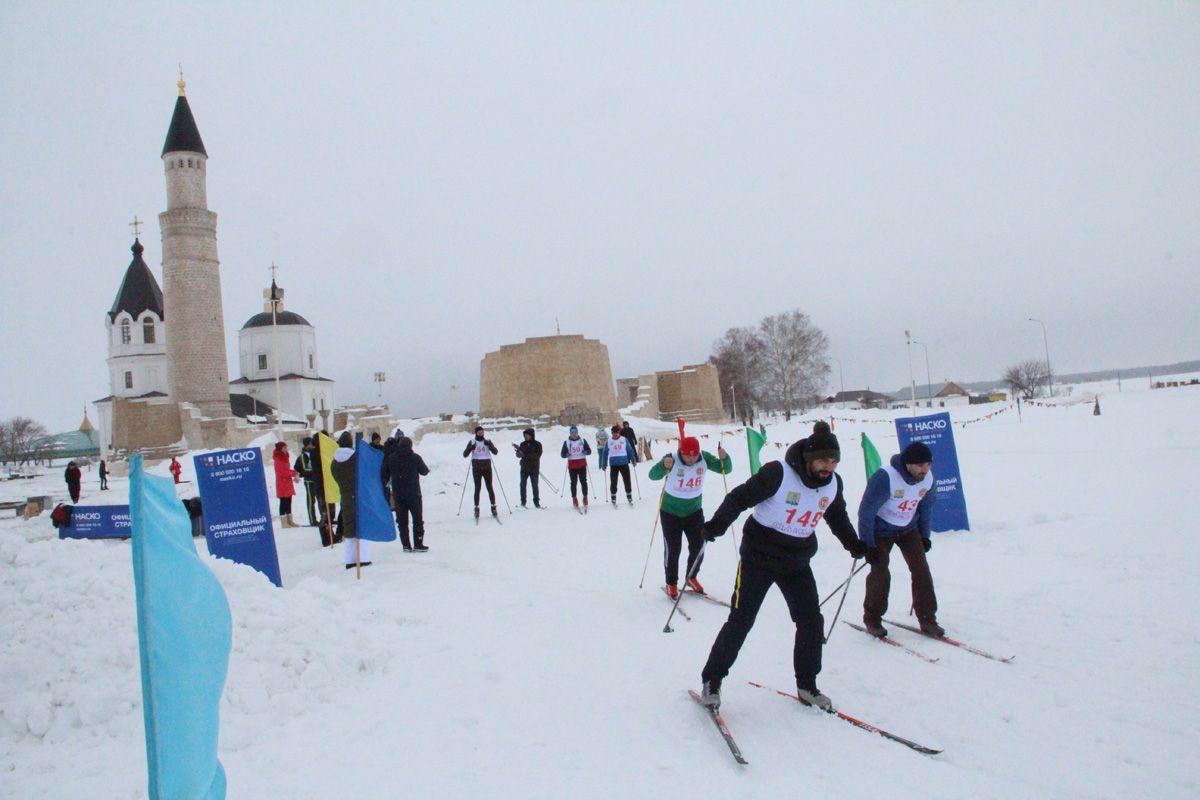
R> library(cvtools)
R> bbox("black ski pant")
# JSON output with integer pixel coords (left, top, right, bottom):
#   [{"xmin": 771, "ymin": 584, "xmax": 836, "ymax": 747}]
[
  {"xmin": 519, "ymin": 467, "xmax": 540, "ymax": 506},
  {"xmin": 609, "ymin": 464, "xmax": 632, "ymax": 498},
  {"xmin": 662, "ymin": 510, "xmax": 705, "ymax": 586},
  {"xmin": 472, "ymin": 463, "xmax": 496, "ymax": 508},
  {"xmin": 394, "ymin": 494, "xmax": 425, "ymax": 549},
  {"xmin": 568, "ymin": 465, "xmax": 588, "ymax": 499},
  {"xmin": 303, "ymin": 480, "xmax": 317, "ymax": 526},
  {"xmin": 278, "ymin": 496, "xmax": 292, "ymax": 516},
  {"xmin": 702, "ymin": 553, "xmax": 824, "ymax": 690},
  {"xmin": 863, "ymin": 529, "xmax": 938, "ymax": 625}
]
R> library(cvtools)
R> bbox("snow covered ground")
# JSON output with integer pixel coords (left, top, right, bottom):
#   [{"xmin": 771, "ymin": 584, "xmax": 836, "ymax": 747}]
[{"xmin": 3, "ymin": 377, "xmax": 1198, "ymax": 799}]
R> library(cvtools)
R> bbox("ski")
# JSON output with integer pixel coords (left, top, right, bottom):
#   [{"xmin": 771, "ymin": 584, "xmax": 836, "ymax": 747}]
[
  {"xmin": 687, "ymin": 689, "xmax": 748, "ymax": 765},
  {"xmin": 747, "ymin": 681, "xmax": 942, "ymax": 755},
  {"xmin": 662, "ymin": 587, "xmax": 691, "ymax": 620},
  {"xmin": 843, "ymin": 622, "xmax": 939, "ymax": 663},
  {"xmin": 684, "ymin": 588, "xmax": 732, "ymax": 609},
  {"xmin": 883, "ymin": 619, "xmax": 1014, "ymax": 663}
]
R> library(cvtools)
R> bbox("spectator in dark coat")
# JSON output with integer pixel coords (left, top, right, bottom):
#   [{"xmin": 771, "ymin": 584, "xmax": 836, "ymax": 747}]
[
  {"xmin": 98, "ymin": 460, "xmax": 109, "ymax": 490},
  {"xmin": 331, "ymin": 431, "xmax": 369, "ymax": 568},
  {"xmin": 512, "ymin": 428, "xmax": 543, "ymax": 508},
  {"xmin": 64, "ymin": 461, "xmax": 82, "ymax": 503},
  {"xmin": 382, "ymin": 436, "xmax": 431, "ymax": 551}
]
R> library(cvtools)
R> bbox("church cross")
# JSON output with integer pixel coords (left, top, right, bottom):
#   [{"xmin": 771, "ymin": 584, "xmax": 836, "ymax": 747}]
[{"xmin": 129, "ymin": 216, "xmax": 142, "ymax": 238}]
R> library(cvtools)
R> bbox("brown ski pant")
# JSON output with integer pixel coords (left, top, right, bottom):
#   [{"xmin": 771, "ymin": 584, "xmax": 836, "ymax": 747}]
[{"xmin": 863, "ymin": 529, "xmax": 938, "ymax": 624}]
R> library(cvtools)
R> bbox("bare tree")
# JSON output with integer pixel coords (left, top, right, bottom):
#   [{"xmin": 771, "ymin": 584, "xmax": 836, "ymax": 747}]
[
  {"xmin": 0, "ymin": 417, "xmax": 50, "ymax": 466},
  {"xmin": 1003, "ymin": 359, "xmax": 1051, "ymax": 400},
  {"xmin": 710, "ymin": 326, "xmax": 765, "ymax": 425},
  {"xmin": 757, "ymin": 310, "xmax": 830, "ymax": 420}
]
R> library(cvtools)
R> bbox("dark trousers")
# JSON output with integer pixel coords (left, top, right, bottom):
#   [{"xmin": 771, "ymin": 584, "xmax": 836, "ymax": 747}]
[
  {"xmin": 303, "ymin": 481, "xmax": 317, "ymax": 525},
  {"xmin": 394, "ymin": 494, "xmax": 424, "ymax": 549},
  {"xmin": 278, "ymin": 496, "xmax": 292, "ymax": 515},
  {"xmin": 702, "ymin": 554, "xmax": 824, "ymax": 689},
  {"xmin": 863, "ymin": 529, "xmax": 938, "ymax": 624},
  {"xmin": 472, "ymin": 464, "xmax": 496, "ymax": 507},
  {"xmin": 68, "ymin": 484, "xmax": 80, "ymax": 503},
  {"xmin": 519, "ymin": 467, "xmax": 540, "ymax": 505},
  {"xmin": 609, "ymin": 464, "xmax": 632, "ymax": 497},
  {"xmin": 319, "ymin": 502, "xmax": 339, "ymax": 546},
  {"xmin": 662, "ymin": 510, "xmax": 705, "ymax": 585},
  {"xmin": 99, "ymin": 475, "xmax": 108, "ymax": 490},
  {"xmin": 568, "ymin": 466, "xmax": 588, "ymax": 498}
]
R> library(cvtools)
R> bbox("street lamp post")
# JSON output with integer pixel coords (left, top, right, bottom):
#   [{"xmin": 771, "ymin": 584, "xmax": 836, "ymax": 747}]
[
  {"xmin": 911, "ymin": 340, "xmax": 932, "ymax": 407},
  {"xmin": 373, "ymin": 371, "xmax": 386, "ymax": 401},
  {"xmin": 1027, "ymin": 318, "xmax": 1052, "ymax": 397},
  {"xmin": 828, "ymin": 356, "xmax": 845, "ymax": 408},
  {"xmin": 905, "ymin": 330, "xmax": 917, "ymax": 416}
]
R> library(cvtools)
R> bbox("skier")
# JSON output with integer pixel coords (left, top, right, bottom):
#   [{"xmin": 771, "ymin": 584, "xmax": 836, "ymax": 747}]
[
  {"xmin": 463, "ymin": 425, "xmax": 499, "ymax": 519},
  {"xmin": 293, "ymin": 437, "xmax": 319, "ymax": 526},
  {"xmin": 63, "ymin": 461, "xmax": 82, "ymax": 503},
  {"xmin": 382, "ymin": 435, "xmax": 431, "ymax": 552},
  {"xmin": 168, "ymin": 456, "xmax": 182, "ymax": 484},
  {"xmin": 857, "ymin": 441, "xmax": 942, "ymax": 637},
  {"xmin": 330, "ymin": 431, "xmax": 369, "ymax": 568},
  {"xmin": 560, "ymin": 426, "xmax": 593, "ymax": 511},
  {"xmin": 606, "ymin": 423, "xmax": 637, "ymax": 505},
  {"xmin": 512, "ymin": 428, "xmax": 543, "ymax": 508},
  {"xmin": 272, "ymin": 441, "xmax": 299, "ymax": 528},
  {"xmin": 697, "ymin": 421, "xmax": 867, "ymax": 711},
  {"xmin": 596, "ymin": 427, "xmax": 609, "ymax": 471},
  {"xmin": 649, "ymin": 436, "xmax": 731, "ymax": 598}
]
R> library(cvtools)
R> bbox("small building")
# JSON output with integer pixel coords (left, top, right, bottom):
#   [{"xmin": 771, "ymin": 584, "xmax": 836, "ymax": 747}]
[
  {"xmin": 933, "ymin": 381, "xmax": 973, "ymax": 408},
  {"xmin": 819, "ymin": 389, "xmax": 893, "ymax": 410}
]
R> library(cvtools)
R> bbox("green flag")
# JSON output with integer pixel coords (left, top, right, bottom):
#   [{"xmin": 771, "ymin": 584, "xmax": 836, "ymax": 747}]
[
  {"xmin": 861, "ymin": 432, "xmax": 882, "ymax": 481},
  {"xmin": 747, "ymin": 424, "xmax": 767, "ymax": 476}
]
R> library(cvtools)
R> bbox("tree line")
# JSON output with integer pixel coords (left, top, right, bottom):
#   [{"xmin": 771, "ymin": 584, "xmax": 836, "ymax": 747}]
[{"xmin": 0, "ymin": 417, "xmax": 50, "ymax": 467}]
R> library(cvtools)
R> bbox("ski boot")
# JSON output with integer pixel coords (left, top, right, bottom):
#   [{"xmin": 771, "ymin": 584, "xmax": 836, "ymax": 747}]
[{"xmin": 700, "ymin": 678, "xmax": 722, "ymax": 709}]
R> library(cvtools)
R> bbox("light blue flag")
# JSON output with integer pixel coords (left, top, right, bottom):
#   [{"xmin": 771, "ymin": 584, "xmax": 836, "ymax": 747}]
[
  {"xmin": 355, "ymin": 440, "xmax": 398, "ymax": 542},
  {"xmin": 130, "ymin": 455, "xmax": 231, "ymax": 800}
]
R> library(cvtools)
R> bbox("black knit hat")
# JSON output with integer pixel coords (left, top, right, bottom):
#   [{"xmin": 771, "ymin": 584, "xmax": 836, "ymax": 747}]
[
  {"xmin": 802, "ymin": 421, "xmax": 840, "ymax": 463},
  {"xmin": 902, "ymin": 441, "xmax": 933, "ymax": 465}
]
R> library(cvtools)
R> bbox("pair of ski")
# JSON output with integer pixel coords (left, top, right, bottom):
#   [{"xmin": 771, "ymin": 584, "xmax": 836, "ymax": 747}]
[
  {"xmin": 473, "ymin": 512, "xmax": 502, "ymax": 526},
  {"xmin": 661, "ymin": 586, "xmax": 732, "ymax": 622},
  {"xmin": 689, "ymin": 681, "xmax": 943, "ymax": 765},
  {"xmin": 847, "ymin": 619, "xmax": 1015, "ymax": 664}
]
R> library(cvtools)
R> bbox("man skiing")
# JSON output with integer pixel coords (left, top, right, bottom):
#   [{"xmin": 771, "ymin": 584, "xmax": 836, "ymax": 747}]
[
  {"xmin": 596, "ymin": 428, "xmax": 609, "ymax": 471},
  {"xmin": 606, "ymin": 423, "xmax": 637, "ymax": 505},
  {"xmin": 560, "ymin": 426, "xmax": 592, "ymax": 511},
  {"xmin": 698, "ymin": 421, "xmax": 866, "ymax": 711},
  {"xmin": 512, "ymin": 428, "xmax": 543, "ymax": 508},
  {"xmin": 857, "ymin": 441, "xmax": 941, "ymax": 637},
  {"xmin": 463, "ymin": 426, "xmax": 499, "ymax": 519},
  {"xmin": 649, "ymin": 436, "xmax": 730, "ymax": 599}
]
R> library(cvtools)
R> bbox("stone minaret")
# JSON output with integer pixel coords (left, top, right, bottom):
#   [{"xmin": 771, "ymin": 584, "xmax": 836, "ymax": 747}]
[{"xmin": 159, "ymin": 75, "xmax": 232, "ymax": 419}]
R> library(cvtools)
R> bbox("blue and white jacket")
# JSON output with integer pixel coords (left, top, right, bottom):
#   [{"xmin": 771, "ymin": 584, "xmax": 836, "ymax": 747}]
[{"xmin": 856, "ymin": 454, "xmax": 937, "ymax": 547}]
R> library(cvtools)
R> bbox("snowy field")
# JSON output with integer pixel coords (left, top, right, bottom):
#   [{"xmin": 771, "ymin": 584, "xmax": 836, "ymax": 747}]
[{"xmin": 2, "ymin": 377, "xmax": 1198, "ymax": 799}]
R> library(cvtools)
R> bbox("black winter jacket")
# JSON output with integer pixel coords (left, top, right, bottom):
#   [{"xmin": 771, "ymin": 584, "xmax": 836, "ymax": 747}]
[
  {"xmin": 382, "ymin": 438, "xmax": 429, "ymax": 500},
  {"xmin": 706, "ymin": 438, "xmax": 858, "ymax": 573},
  {"xmin": 513, "ymin": 429, "xmax": 543, "ymax": 471}
]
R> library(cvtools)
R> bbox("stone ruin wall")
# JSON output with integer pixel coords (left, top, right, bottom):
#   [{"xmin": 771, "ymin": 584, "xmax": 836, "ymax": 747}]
[{"xmin": 480, "ymin": 335, "xmax": 617, "ymax": 425}]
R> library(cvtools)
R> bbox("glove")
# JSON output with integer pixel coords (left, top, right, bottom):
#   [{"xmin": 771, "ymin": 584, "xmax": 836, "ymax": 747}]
[
  {"xmin": 702, "ymin": 524, "xmax": 719, "ymax": 542},
  {"xmin": 922, "ymin": 537, "xmax": 932, "ymax": 554},
  {"xmin": 865, "ymin": 547, "xmax": 881, "ymax": 565},
  {"xmin": 846, "ymin": 540, "xmax": 868, "ymax": 560}
]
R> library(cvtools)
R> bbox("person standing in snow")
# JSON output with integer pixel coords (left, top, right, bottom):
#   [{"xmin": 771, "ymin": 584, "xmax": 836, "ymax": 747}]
[
  {"xmin": 606, "ymin": 423, "xmax": 637, "ymax": 505},
  {"xmin": 273, "ymin": 441, "xmax": 299, "ymax": 528},
  {"xmin": 64, "ymin": 461, "xmax": 82, "ymax": 503},
  {"xmin": 596, "ymin": 428, "xmax": 609, "ymax": 471},
  {"xmin": 169, "ymin": 457, "xmax": 182, "ymax": 484},
  {"xmin": 463, "ymin": 426, "xmax": 499, "ymax": 519},
  {"xmin": 98, "ymin": 460, "xmax": 109, "ymax": 490},
  {"xmin": 697, "ymin": 421, "xmax": 866, "ymax": 711},
  {"xmin": 857, "ymin": 441, "xmax": 941, "ymax": 638},
  {"xmin": 382, "ymin": 435, "xmax": 430, "ymax": 552},
  {"xmin": 561, "ymin": 426, "xmax": 593, "ymax": 511},
  {"xmin": 331, "ymin": 431, "xmax": 370, "ymax": 568},
  {"xmin": 512, "ymin": 428, "xmax": 544, "ymax": 508},
  {"xmin": 293, "ymin": 436, "xmax": 319, "ymax": 526},
  {"xmin": 649, "ymin": 437, "xmax": 731, "ymax": 598}
]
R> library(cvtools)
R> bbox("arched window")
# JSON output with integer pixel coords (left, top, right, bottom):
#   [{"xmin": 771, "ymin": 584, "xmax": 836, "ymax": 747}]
[
  {"xmin": 120, "ymin": 320, "xmax": 131, "ymax": 344},
  {"xmin": 142, "ymin": 318, "xmax": 156, "ymax": 344}
]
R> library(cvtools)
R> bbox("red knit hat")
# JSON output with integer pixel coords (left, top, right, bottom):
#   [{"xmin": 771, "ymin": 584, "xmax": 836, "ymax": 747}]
[{"xmin": 679, "ymin": 437, "xmax": 701, "ymax": 458}]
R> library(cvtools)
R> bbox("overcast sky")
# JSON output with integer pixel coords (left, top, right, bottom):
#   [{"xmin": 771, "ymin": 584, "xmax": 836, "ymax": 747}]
[{"xmin": 2, "ymin": 2, "xmax": 1197, "ymax": 433}]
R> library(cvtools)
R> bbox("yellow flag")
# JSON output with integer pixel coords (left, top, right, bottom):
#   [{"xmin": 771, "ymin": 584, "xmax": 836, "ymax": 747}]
[{"xmin": 317, "ymin": 432, "xmax": 341, "ymax": 504}]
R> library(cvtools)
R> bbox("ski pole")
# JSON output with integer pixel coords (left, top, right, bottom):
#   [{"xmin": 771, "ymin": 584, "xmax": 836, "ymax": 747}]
[
  {"xmin": 638, "ymin": 479, "xmax": 670, "ymax": 588},
  {"xmin": 490, "ymin": 457, "xmax": 513, "ymax": 514},
  {"xmin": 632, "ymin": 458, "xmax": 642, "ymax": 499},
  {"xmin": 560, "ymin": 463, "xmax": 569, "ymax": 498},
  {"xmin": 823, "ymin": 558, "xmax": 859, "ymax": 642},
  {"xmin": 717, "ymin": 439, "xmax": 737, "ymax": 554},
  {"xmin": 538, "ymin": 471, "xmax": 561, "ymax": 496},
  {"xmin": 585, "ymin": 461, "xmax": 597, "ymax": 501},
  {"xmin": 455, "ymin": 463, "xmax": 471, "ymax": 516},
  {"xmin": 819, "ymin": 561, "xmax": 867, "ymax": 607},
  {"xmin": 664, "ymin": 540, "xmax": 707, "ymax": 633}
]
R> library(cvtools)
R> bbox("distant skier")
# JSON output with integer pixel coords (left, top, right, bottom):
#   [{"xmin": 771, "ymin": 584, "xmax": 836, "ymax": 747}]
[
  {"xmin": 561, "ymin": 426, "xmax": 593, "ymax": 511},
  {"xmin": 64, "ymin": 461, "xmax": 82, "ymax": 503},
  {"xmin": 606, "ymin": 423, "xmax": 637, "ymax": 505},
  {"xmin": 857, "ymin": 441, "xmax": 941, "ymax": 638},
  {"xmin": 596, "ymin": 428, "xmax": 609, "ymax": 470},
  {"xmin": 697, "ymin": 421, "xmax": 866, "ymax": 711},
  {"xmin": 463, "ymin": 426, "xmax": 499, "ymax": 519},
  {"xmin": 383, "ymin": 435, "xmax": 431, "ymax": 552},
  {"xmin": 512, "ymin": 428, "xmax": 544, "ymax": 508},
  {"xmin": 649, "ymin": 436, "xmax": 730, "ymax": 598}
]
